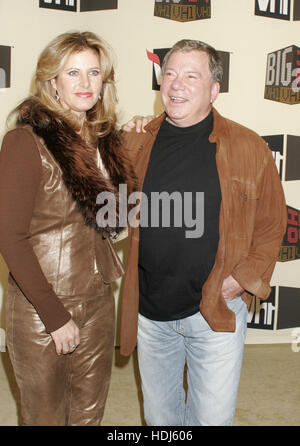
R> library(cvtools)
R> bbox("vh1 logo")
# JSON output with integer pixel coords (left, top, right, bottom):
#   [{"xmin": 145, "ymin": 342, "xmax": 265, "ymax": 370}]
[
  {"xmin": 255, "ymin": 0, "xmax": 300, "ymax": 20},
  {"xmin": 247, "ymin": 287, "xmax": 276, "ymax": 330},
  {"xmin": 39, "ymin": 0, "xmax": 77, "ymax": 11},
  {"xmin": 0, "ymin": 45, "xmax": 11, "ymax": 89},
  {"xmin": 255, "ymin": 0, "xmax": 290, "ymax": 20},
  {"xmin": 40, "ymin": 1, "xmax": 118, "ymax": 12},
  {"xmin": 265, "ymin": 45, "xmax": 300, "ymax": 104},
  {"xmin": 147, "ymin": 47, "xmax": 230, "ymax": 93},
  {"xmin": 248, "ymin": 285, "xmax": 300, "ymax": 330},
  {"xmin": 154, "ymin": 0, "xmax": 211, "ymax": 22},
  {"xmin": 263, "ymin": 134, "xmax": 300, "ymax": 181}
]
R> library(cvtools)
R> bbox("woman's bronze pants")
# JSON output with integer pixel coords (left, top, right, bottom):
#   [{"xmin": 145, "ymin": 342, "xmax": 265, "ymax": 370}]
[{"xmin": 5, "ymin": 276, "xmax": 115, "ymax": 426}]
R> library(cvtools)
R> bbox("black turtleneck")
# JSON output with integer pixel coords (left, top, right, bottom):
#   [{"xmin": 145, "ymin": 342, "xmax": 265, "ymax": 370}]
[{"xmin": 138, "ymin": 111, "xmax": 221, "ymax": 321}]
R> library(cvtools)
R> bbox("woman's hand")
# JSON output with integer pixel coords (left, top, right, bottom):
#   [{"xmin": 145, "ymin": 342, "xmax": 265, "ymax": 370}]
[
  {"xmin": 50, "ymin": 319, "xmax": 80, "ymax": 355},
  {"xmin": 222, "ymin": 275, "xmax": 244, "ymax": 301},
  {"xmin": 122, "ymin": 115, "xmax": 156, "ymax": 133}
]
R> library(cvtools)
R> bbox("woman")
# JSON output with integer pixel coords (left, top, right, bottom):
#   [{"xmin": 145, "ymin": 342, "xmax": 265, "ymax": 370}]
[{"xmin": 0, "ymin": 31, "xmax": 136, "ymax": 426}]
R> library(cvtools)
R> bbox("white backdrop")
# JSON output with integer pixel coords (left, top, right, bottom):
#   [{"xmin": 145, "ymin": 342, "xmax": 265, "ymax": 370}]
[{"xmin": 0, "ymin": 0, "xmax": 299, "ymax": 345}]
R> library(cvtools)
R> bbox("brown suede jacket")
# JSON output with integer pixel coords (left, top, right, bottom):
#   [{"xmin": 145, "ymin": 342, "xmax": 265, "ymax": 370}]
[{"xmin": 119, "ymin": 108, "xmax": 287, "ymax": 356}]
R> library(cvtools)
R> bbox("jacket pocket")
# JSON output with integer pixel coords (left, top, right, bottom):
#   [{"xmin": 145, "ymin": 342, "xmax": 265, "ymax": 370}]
[
  {"xmin": 232, "ymin": 179, "xmax": 258, "ymax": 201},
  {"xmin": 231, "ymin": 179, "xmax": 259, "ymax": 243}
]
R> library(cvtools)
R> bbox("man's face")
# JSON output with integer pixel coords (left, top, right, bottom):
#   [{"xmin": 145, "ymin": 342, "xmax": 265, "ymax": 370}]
[{"xmin": 160, "ymin": 50, "xmax": 220, "ymax": 127}]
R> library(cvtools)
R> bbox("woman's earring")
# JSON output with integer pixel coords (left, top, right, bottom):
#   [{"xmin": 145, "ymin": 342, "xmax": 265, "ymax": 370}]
[
  {"xmin": 55, "ymin": 91, "xmax": 60, "ymax": 101},
  {"xmin": 98, "ymin": 93, "xmax": 102, "ymax": 100}
]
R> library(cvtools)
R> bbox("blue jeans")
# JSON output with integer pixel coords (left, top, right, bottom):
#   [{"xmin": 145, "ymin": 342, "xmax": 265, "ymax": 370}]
[{"xmin": 137, "ymin": 297, "xmax": 248, "ymax": 426}]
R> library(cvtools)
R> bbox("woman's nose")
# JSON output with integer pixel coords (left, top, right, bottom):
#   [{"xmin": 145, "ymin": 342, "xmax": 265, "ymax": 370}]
[{"xmin": 79, "ymin": 73, "xmax": 90, "ymax": 89}]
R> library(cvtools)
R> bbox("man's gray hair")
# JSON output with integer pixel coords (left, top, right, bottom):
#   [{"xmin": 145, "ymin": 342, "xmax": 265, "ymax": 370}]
[{"xmin": 161, "ymin": 39, "xmax": 223, "ymax": 83}]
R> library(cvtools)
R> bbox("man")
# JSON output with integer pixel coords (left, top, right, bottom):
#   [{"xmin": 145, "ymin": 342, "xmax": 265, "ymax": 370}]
[{"xmin": 120, "ymin": 39, "xmax": 286, "ymax": 426}]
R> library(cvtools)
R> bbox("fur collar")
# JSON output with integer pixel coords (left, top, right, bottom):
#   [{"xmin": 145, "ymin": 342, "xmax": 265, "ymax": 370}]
[{"xmin": 17, "ymin": 99, "xmax": 137, "ymax": 235}]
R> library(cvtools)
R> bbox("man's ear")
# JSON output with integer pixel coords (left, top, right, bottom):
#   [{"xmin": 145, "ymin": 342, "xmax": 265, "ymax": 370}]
[{"xmin": 210, "ymin": 81, "xmax": 220, "ymax": 104}]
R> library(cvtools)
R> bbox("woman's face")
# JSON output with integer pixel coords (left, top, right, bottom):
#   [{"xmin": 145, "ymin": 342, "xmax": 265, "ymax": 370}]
[{"xmin": 51, "ymin": 49, "xmax": 103, "ymax": 119}]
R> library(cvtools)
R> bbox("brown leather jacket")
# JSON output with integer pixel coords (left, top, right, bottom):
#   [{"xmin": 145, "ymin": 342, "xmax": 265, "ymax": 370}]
[{"xmin": 119, "ymin": 108, "xmax": 287, "ymax": 356}]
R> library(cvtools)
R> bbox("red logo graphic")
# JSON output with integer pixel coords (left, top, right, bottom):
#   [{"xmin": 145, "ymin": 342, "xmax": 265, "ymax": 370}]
[{"xmin": 278, "ymin": 205, "xmax": 300, "ymax": 261}]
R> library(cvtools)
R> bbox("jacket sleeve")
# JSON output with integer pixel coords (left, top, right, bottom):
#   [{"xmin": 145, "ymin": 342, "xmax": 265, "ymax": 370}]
[
  {"xmin": 231, "ymin": 145, "xmax": 287, "ymax": 300},
  {"xmin": 0, "ymin": 128, "xmax": 71, "ymax": 332}
]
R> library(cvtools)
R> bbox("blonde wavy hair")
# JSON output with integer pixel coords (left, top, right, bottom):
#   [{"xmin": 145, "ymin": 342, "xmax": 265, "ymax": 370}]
[{"xmin": 9, "ymin": 31, "xmax": 118, "ymax": 141}]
